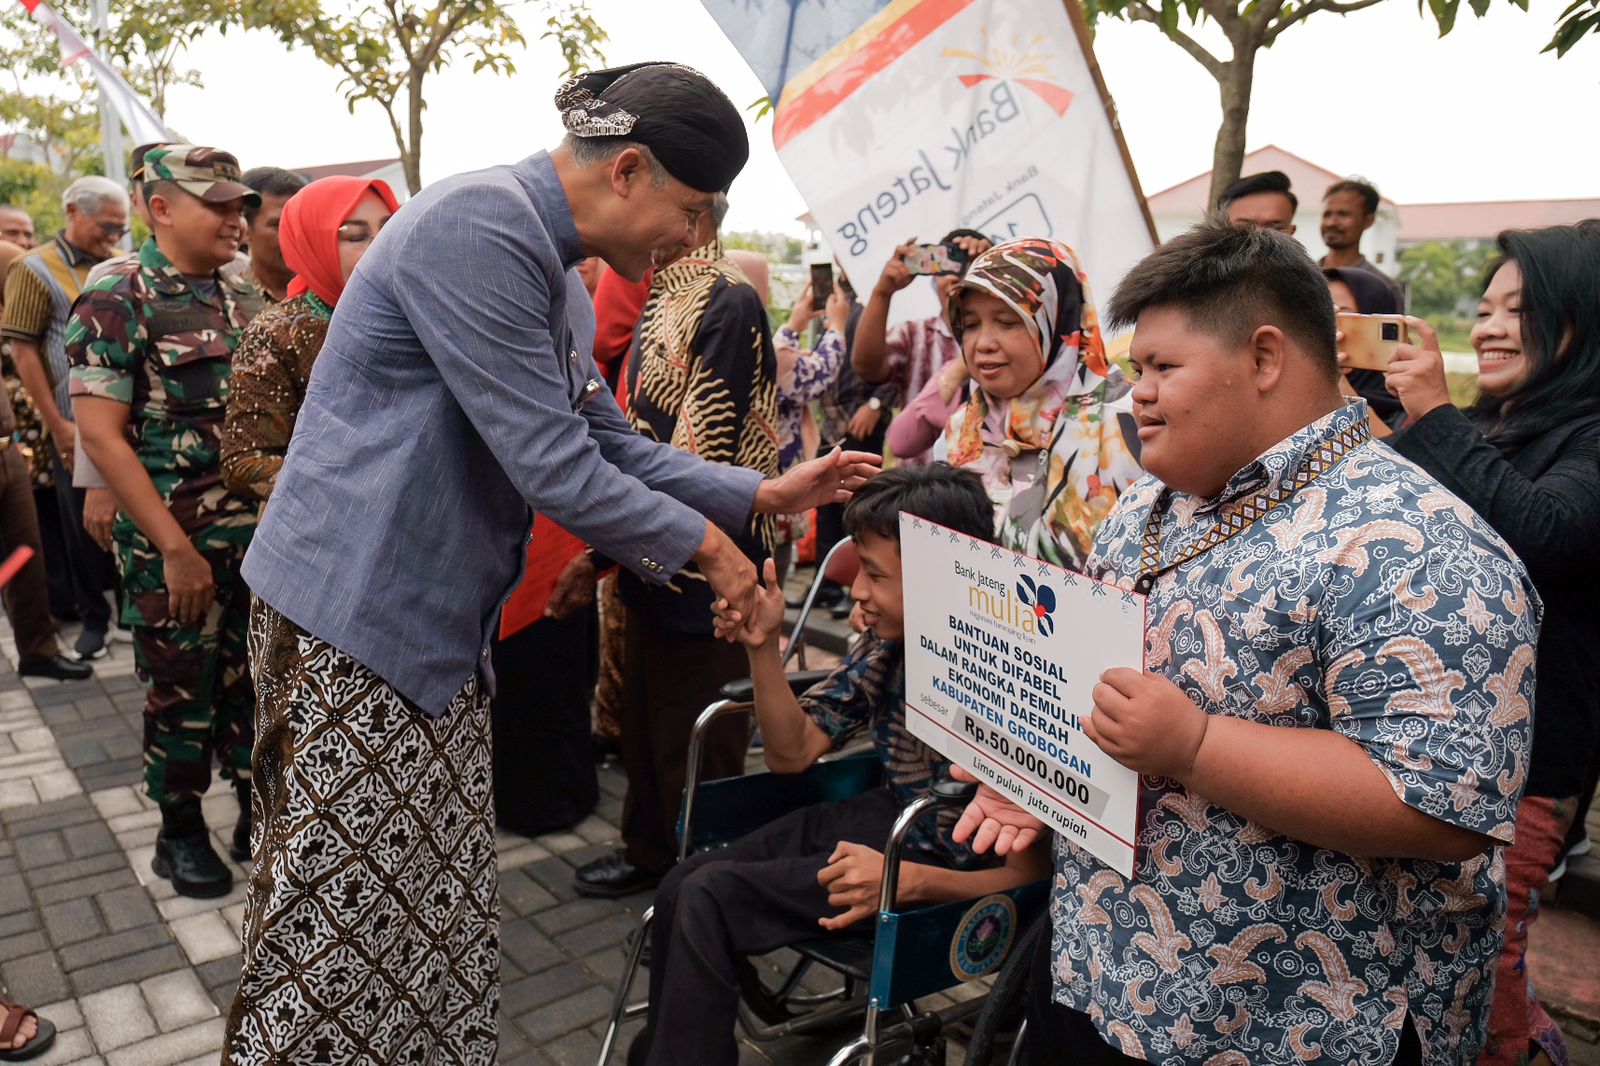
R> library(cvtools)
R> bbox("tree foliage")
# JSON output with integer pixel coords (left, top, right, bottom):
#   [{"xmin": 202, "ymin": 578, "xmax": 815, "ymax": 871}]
[
  {"xmin": 282, "ymin": 0, "xmax": 609, "ymax": 195},
  {"xmin": 724, "ymin": 229, "xmax": 803, "ymax": 265},
  {"xmin": 1398, "ymin": 238, "xmax": 1496, "ymax": 318},
  {"xmin": 1082, "ymin": 0, "xmax": 1593, "ymax": 208}
]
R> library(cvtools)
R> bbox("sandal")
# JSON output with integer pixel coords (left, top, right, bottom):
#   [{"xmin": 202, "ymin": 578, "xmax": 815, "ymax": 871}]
[{"xmin": 0, "ymin": 996, "xmax": 56, "ymax": 1063}]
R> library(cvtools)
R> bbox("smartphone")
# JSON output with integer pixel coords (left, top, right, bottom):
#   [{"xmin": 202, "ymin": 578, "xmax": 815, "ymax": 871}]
[
  {"xmin": 1338, "ymin": 313, "xmax": 1408, "ymax": 371},
  {"xmin": 900, "ymin": 242, "xmax": 969, "ymax": 277},
  {"xmin": 809, "ymin": 263, "xmax": 833, "ymax": 311}
]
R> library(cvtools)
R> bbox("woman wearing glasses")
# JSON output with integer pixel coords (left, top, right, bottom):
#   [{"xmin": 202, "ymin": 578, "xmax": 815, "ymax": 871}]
[{"xmin": 221, "ymin": 176, "xmax": 399, "ymax": 501}]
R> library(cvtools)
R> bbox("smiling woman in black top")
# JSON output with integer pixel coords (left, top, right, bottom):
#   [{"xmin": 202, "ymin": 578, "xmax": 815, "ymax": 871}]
[{"xmin": 1366, "ymin": 221, "xmax": 1600, "ymax": 1066}]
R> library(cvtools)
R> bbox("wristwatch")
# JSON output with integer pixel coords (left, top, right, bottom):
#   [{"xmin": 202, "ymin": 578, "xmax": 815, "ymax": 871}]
[{"xmin": 868, "ymin": 397, "xmax": 883, "ymax": 411}]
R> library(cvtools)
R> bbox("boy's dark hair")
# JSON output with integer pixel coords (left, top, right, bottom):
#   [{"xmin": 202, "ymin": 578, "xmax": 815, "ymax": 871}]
[
  {"xmin": 241, "ymin": 166, "xmax": 308, "ymax": 224},
  {"xmin": 843, "ymin": 463, "xmax": 995, "ymax": 547},
  {"xmin": 1216, "ymin": 170, "xmax": 1297, "ymax": 214},
  {"xmin": 1106, "ymin": 215, "xmax": 1337, "ymax": 382},
  {"xmin": 1324, "ymin": 178, "xmax": 1380, "ymax": 216}
]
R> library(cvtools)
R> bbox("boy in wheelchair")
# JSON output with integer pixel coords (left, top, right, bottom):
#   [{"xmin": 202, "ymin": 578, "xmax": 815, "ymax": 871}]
[{"xmin": 631, "ymin": 464, "xmax": 1049, "ymax": 1066}]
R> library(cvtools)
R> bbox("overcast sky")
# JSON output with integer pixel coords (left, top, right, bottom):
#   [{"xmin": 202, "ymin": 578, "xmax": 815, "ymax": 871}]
[{"xmin": 159, "ymin": 0, "xmax": 1598, "ymax": 235}]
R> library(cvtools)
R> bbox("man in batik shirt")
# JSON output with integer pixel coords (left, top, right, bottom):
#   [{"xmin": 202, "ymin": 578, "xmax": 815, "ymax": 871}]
[
  {"xmin": 956, "ymin": 219, "xmax": 1537, "ymax": 1066},
  {"xmin": 573, "ymin": 200, "xmax": 787, "ymax": 899}
]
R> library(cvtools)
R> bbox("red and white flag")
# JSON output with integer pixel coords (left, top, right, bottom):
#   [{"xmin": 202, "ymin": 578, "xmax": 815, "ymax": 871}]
[{"xmin": 17, "ymin": 0, "xmax": 177, "ymax": 145}]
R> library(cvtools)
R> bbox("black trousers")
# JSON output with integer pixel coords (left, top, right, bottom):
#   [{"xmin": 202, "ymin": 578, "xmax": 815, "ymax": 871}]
[
  {"xmin": 641, "ymin": 787, "xmax": 905, "ymax": 1066},
  {"xmin": 618, "ymin": 610, "xmax": 750, "ymax": 873},
  {"xmin": 49, "ymin": 455, "xmax": 112, "ymax": 634},
  {"xmin": 0, "ymin": 447, "xmax": 60, "ymax": 663},
  {"xmin": 1024, "ymin": 930, "xmax": 1423, "ymax": 1065},
  {"xmin": 488, "ymin": 605, "xmax": 599, "ymax": 835}
]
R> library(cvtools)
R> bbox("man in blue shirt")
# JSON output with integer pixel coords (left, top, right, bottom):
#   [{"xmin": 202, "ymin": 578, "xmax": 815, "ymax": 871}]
[
  {"xmin": 225, "ymin": 63, "xmax": 878, "ymax": 1065},
  {"xmin": 955, "ymin": 220, "xmax": 1536, "ymax": 1066}
]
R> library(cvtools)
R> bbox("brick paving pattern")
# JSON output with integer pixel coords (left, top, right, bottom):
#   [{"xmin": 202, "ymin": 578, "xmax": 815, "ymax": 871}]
[{"xmin": 1, "ymin": 604, "xmax": 1597, "ymax": 1064}]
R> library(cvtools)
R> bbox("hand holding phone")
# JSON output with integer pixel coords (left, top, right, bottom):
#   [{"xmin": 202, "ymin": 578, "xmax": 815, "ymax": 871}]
[
  {"xmin": 1337, "ymin": 313, "xmax": 1409, "ymax": 371},
  {"xmin": 809, "ymin": 263, "xmax": 833, "ymax": 311},
  {"xmin": 900, "ymin": 243, "xmax": 969, "ymax": 277}
]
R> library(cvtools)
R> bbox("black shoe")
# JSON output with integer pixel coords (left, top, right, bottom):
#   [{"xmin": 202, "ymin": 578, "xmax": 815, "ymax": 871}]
[
  {"xmin": 154, "ymin": 801, "xmax": 233, "ymax": 898},
  {"xmin": 592, "ymin": 732, "xmax": 621, "ymax": 764},
  {"xmin": 72, "ymin": 627, "xmax": 108, "ymax": 661},
  {"xmin": 574, "ymin": 850, "xmax": 663, "ymax": 899},
  {"xmin": 229, "ymin": 782, "xmax": 252, "ymax": 863},
  {"xmin": 626, "ymin": 1024, "xmax": 654, "ymax": 1066},
  {"xmin": 18, "ymin": 654, "xmax": 92, "ymax": 681}
]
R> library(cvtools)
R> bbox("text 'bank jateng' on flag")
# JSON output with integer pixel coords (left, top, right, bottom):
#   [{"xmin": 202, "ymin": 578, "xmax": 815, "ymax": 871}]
[{"xmin": 698, "ymin": 0, "xmax": 1157, "ymax": 327}]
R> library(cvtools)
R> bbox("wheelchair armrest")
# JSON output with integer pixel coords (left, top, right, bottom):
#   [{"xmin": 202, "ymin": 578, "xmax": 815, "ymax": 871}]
[
  {"xmin": 718, "ymin": 669, "xmax": 832, "ymax": 702},
  {"xmin": 930, "ymin": 777, "xmax": 979, "ymax": 805}
]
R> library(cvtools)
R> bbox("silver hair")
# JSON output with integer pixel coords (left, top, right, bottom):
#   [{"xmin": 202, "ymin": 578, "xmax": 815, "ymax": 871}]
[
  {"xmin": 62, "ymin": 175, "xmax": 129, "ymax": 215},
  {"xmin": 561, "ymin": 135, "xmax": 669, "ymax": 189},
  {"xmin": 710, "ymin": 192, "xmax": 730, "ymax": 227}
]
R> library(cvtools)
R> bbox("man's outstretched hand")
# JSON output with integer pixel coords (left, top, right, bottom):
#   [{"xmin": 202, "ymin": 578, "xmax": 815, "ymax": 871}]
[
  {"xmin": 754, "ymin": 447, "xmax": 881, "ymax": 516},
  {"xmin": 715, "ymin": 556, "xmax": 786, "ymax": 645},
  {"xmin": 697, "ymin": 522, "xmax": 757, "ymax": 642},
  {"xmin": 950, "ymin": 766, "xmax": 1045, "ymax": 856}
]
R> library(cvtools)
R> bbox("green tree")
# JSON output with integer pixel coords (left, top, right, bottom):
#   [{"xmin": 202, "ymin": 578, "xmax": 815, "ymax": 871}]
[
  {"xmin": 1081, "ymin": 0, "xmax": 1587, "ymax": 208},
  {"xmin": 286, "ymin": 0, "xmax": 609, "ymax": 195},
  {"xmin": 724, "ymin": 229, "xmax": 804, "ymax": 264},
  {"xmin": 1398, "ymin": 238, "xmax": 1495, "ymax": 318}
]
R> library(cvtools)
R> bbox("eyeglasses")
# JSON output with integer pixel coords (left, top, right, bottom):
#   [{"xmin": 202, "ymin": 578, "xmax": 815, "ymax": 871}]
[
  {"xmin": 96, "ymin": 220, "xmax": 131, "ymax": 239},
  {"xmin": 336, "ymin": 217, "xmax": 392, "ymax": 245}
]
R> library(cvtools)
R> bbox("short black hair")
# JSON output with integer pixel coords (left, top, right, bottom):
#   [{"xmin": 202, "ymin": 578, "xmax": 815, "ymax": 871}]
[
  {"xmin": 241, "ymin": 167, "xmax": 308, "ymax": 223},
  {"xmin": 844, "ymin": 463, "xmax": 995, "ymax": 547},
  {"xmin": 939, "ymin": 228, "xmax": 988, "ymax": 246},
  {"xmin": 128, "ymin": 143, "xmax": 160, "ymax": 184},
  {"xmin": 1106, "ymin": 215, "xmax": 1338, "ymax": 382},
  {"xmin": 1324, "ymin": 179, "xmax": 1380, "ymax": 216},
  {"xmin": 1217, "ymin": 170, "xmax": 1297, "ymax": 214}
]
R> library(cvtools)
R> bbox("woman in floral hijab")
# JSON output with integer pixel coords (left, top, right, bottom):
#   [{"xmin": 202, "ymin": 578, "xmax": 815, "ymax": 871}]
[{"xmin": 941, "ymin": 238, "xmax": 1142, "ymax": 570}]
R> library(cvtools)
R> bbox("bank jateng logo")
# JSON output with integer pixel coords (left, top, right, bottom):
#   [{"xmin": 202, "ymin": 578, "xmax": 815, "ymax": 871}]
[
  {"xmin": 945, "ymin": 28, "xmax": 1076, "ymax": 118},
  {"xmin": 1015, "ymin": 575, "xmax": 1057, "ymax": 637},
  {"xmin": 832, "ymin": 28, "xmax": 1078, "ymax": 257}
]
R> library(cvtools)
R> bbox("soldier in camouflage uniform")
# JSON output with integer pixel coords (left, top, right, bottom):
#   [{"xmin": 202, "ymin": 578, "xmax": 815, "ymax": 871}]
[{"xmin": 68, "ymin": 145, "xmax": 267, "ymax": 899}]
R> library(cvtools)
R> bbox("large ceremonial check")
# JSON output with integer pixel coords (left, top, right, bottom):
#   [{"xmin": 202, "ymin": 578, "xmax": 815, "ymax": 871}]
[{"xmin": 900, "ymin": 513, "xmax": 1145, "ymax": 877}]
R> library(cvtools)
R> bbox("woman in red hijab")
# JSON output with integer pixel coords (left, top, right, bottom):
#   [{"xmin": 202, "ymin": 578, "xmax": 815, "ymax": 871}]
[{"xmin": 220, "ymin": 176, "xmax": 399, "ymax": 501}]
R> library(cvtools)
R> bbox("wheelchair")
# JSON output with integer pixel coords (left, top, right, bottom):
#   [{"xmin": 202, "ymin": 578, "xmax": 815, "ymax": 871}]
[{"xmin": 596, "ymin": 539, "xmax": 1048, "ymax": 1066}]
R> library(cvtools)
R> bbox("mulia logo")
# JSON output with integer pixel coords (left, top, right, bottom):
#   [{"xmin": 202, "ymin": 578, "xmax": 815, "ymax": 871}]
[
  {"xmin": 967, "ymin": 573, "xmax": 1057, "ymax": 637},
  {"xmin": 1016, "ymin": 575, "xmax": 1057, "ymax": 637}
]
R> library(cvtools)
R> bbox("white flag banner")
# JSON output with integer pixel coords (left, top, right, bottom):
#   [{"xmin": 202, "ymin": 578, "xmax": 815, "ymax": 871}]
[
  {"xmin": 700, "ymin": 0, "xmax": 1157, "ymax": 326},
  {"xmin": 21, "ymin": 0, "xmax": 178, "ymax": 146}
]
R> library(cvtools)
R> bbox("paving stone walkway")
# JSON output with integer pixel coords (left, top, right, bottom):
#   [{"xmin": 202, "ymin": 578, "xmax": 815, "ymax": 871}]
[{"xmin": 2, "ymin": 608, "xmax": 1597, "ymax": 1065}]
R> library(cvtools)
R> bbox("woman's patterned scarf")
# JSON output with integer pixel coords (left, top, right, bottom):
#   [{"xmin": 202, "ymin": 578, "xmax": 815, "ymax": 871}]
[{"xmin": 943, "ymin": 238, "xmax": 1142, "ymax": 571}]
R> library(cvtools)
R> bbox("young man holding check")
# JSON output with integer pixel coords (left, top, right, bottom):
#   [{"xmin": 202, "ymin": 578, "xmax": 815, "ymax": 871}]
[{"xmin": 957, "ymin": 219, "xmax": 1539, "ymax": 1066}]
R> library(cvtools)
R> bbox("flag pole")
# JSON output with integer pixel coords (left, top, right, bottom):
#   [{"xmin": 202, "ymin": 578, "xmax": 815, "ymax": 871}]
[
  {"xmin": 1059, "ymin": 0, "xmax": 1158, "ymax": 243},
  {"xmin": 90, "ymin": 0, "xmax": 125, "ymax": 186}
]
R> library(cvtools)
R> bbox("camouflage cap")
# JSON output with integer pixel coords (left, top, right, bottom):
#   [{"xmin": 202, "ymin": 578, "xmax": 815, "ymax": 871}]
[{"xmin": 142, "ymin": 144, "xmax": 261, "ymax": 207}]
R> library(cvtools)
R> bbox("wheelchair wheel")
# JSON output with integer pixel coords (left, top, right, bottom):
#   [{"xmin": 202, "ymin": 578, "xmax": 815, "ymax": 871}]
[{"xmin": 961, "ymin": 909, "xmax": 1047, "ymax": 1066}]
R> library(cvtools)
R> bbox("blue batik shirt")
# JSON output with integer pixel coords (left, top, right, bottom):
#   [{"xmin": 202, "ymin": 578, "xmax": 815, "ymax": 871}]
[{"xmin": 1051, "ymin": 401, "xmax": 1538, "ymax": 1065}]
